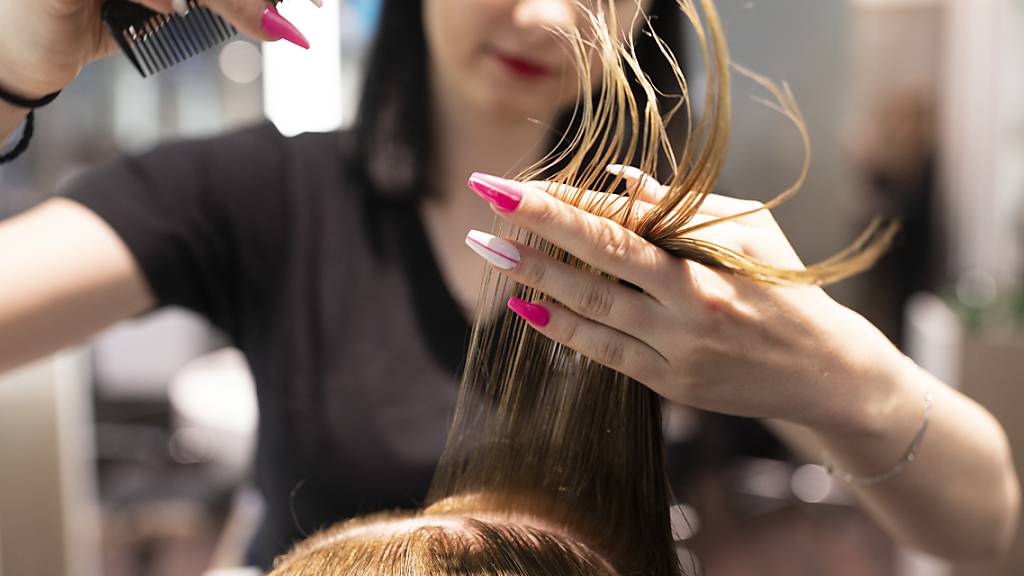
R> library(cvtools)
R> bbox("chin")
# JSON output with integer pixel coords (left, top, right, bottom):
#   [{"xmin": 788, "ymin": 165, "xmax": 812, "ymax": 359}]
[{"xmin": 476, "ymin": 87, "xmax": 569, "ymax": 124}]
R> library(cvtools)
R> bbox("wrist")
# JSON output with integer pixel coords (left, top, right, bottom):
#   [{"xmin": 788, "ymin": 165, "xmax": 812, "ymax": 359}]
[
  {"xmin": 0, "ymin": 63, "xmax": 62, "ymax": 149},
  {"xmin": 0, "ymin": 70, "xmax": 70, "ymax": 103},
  {"xmin": 0, "ymin": 99, "xmax": 31, "ymax": 142},
  {"xmin": 807, "ymin": 313, "xmax": 931, "ymax": 481},
  {"xmin": 0, "ymin": 83, "xmax": 62, "ymax": 109},
  {"xmin": 797, "ymin": 304, "xmax": 915, "ymax": 441},
  {"xmin": 0, "ymin": 43, "xmax": 75, "ymax": 100}
]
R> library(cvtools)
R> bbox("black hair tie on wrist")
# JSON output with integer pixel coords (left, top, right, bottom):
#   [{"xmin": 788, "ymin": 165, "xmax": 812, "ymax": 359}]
[
  {"xmin": 0, "ymin": 83, "xmax": 62, "ymax": 165},
  {"xmin": 0, "ymin": 110, "xmax": 35, "ymax": 164},
  {"xmin": 0, "ymin": 84, "xmax": 62, "ymax": 109}
]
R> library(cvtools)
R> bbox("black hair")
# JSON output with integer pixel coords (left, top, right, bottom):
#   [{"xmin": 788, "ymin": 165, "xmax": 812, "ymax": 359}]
[{"xmin": 349, "ymin": 0, "xmax": 686, "ymax": 201}]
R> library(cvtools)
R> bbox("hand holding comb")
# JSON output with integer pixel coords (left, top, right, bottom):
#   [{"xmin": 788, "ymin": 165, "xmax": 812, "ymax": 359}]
[{"xmin": 101, "ymin": 0, "xmax": 309, "ymax": 78}]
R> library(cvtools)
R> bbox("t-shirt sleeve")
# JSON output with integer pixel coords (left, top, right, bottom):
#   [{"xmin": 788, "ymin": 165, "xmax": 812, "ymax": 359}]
[{"xmin": 60, "ymin": 122, "xmax": 287, "ymax": 337}]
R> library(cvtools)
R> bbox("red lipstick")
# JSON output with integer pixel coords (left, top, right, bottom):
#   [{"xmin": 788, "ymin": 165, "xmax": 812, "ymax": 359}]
[{"xmin": 493, "ymin": 52, "xmax": 551, "ymax": 78}]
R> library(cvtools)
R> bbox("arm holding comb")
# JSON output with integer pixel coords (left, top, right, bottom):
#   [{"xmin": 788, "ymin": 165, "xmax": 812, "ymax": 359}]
[
  {"xmin": 102, "ymin": 0, "xmax": 309, "ymax": 78},
  {"xmin": 0, "ymin": 0, "xmax": 296, "ymax": 94},
  {"xmin": 0, "ymin": 0, "xmax": 312, "ymax": 158}
]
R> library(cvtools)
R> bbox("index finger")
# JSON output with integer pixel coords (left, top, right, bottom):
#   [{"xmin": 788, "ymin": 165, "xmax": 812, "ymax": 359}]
[
  {"xmin": 196, "ymin": 0, "xmax": 314, "ymax": 46},
  {"xmin": 523, "ymin": 180, "xmax": 654, "ymax": 228},
  {"xmin": 523, "ymin": 179, "xmax": 756, "ymax": 247},
  {"xmin": 603, "ymin": 164, "xmax": 777, "ymax": 229},
  {"xmin": 469, "ymin": 173, "xmax": 678, "ymax": 301}
]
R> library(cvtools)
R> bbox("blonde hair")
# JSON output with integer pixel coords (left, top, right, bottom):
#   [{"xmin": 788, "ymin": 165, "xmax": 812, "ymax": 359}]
[{"xmin": 270, "ymin": 1, "xmax": 896, "ymax": 574}]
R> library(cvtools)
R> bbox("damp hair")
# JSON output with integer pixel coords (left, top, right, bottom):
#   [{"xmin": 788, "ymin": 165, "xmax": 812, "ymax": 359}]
[{"xmin": 270, "ymin": 1, "xmax": 897, "ymax": 574}]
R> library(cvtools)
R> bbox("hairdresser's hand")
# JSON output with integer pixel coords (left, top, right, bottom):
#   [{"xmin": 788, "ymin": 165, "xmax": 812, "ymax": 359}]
[
  {"xmin": 464, "ymin": 168, "xmax": 902, "ymax": 435},
  {"xmin": 0, "ymin": 0, "xmax": 308, "ymax": 98}
]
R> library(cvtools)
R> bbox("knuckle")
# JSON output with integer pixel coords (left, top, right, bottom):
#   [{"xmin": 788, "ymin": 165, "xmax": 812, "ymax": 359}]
[
  {"xmin": 518, "ymin": 258, "xmax": 547, "ymax": 287},
  {"xmin": 559, "ymin": 315, "xmax": 581, "ymax": 346},
  {"xmin": 686, "ymin": 267, "xmax": 737, "ymax": 321},
  {"xmin": 531, "ymin": 196, "xmax": 562, "ymax": 229},
  {"xmin": 547, "ymin": 181, "xmax": 575, "ymax": 202},
  {"xmin": 697, "ymin": 291, "xmax": 736, "ymax": 324},
  {"xmin": 575, "ymin": 281, "xmax": 615, "ymax": 320},
  {"xmin": 594, "ymin": 338, "xmax": 626, "ymax": 370},
  {"xmin": 594, "ymin": 220, "xmax": 632, "ymax": 260},
  {"xmin": 666, "ymin": 259, "xmax": 694, "ymax": 289}
]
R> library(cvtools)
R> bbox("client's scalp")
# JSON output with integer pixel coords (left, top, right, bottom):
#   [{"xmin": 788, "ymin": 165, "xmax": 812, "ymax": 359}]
[{"xmin": 268, "ymin": 510, "xmax": 619, "ymax": 576}]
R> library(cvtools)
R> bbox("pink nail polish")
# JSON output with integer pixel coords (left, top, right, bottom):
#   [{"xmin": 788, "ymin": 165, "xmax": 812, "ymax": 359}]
[
  {"xmin": 261, "ymin": 5, "xmax": 310, "ymax": 49},
  {"xmin": 508, "ymin": 297, "xmax": 550, "ymax": 327},
  {"xmin": 467, "ymin": 172, "xmax": 523, "ymax": 212}
]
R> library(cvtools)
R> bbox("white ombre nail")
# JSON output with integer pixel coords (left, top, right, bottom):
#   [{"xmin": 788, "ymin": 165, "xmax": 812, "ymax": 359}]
[
  {"xmin": 465, "ymin": 230, "xmax": 521, "ymax": 271},
  {"xmin": 171, "ymin": 0, "xmax": 189, "ymax": 16},
  {"xmin": 605, "ymin": 163, "xmax": 645, "ymax": 180},
  {"xmin": 605, "ymin": 164, "xmax": 664, "ymax": 199}
]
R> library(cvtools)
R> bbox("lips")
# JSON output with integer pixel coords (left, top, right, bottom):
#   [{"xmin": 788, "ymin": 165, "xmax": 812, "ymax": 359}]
[{"xmin": 493, "ymin": 51, "xmax": 552, "ymax": 78}]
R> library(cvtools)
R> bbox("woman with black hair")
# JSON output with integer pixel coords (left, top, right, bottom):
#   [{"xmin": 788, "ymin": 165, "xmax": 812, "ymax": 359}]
[{"xmin": 0, "ymin": 0, "xmax": 1017, "ymax": 570}]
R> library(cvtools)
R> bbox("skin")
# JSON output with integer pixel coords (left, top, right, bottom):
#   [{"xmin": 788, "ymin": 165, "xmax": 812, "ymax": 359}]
[
  {"xmin": 420, "ymin": 0, "xmax": 647, "ymax": 313},
  {"xmin": 0, "ymin": 0, "xmax": 1018, "ymax": 562},
  {"xmin": 470, "ymin": 169, "xmax": 1021, "ymax": 560},
  {"xmin": 0, "ymin": 0, "xmax": 278, "ymax": 100},
  {"xmin": 0, "ymin": 0, "xmax": 287, "ymax": 373},
  {"xmin": 420, "ymin": 0, "xmax": 1019, "ymax": 561}
]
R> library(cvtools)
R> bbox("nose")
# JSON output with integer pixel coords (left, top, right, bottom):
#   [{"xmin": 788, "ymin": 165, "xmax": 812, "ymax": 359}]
[{"xmin": 512, "ymin": 0, "xmax": 578, "ymax": 33}]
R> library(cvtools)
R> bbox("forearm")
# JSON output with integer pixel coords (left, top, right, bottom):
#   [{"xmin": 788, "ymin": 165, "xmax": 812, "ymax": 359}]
[{"xmin": 773, "ymin": 312, "xmax": 1020, "ymax": 560}]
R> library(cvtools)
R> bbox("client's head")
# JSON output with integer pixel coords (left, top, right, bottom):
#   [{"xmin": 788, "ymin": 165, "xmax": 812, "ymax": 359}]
[{"xmin": 269, "ymin": 502, "xmax": 618, "ymax": 576}]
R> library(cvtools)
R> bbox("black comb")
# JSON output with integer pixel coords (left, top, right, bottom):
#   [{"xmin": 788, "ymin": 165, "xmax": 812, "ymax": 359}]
[{"xmin": 101, "ymin": 0, "xmax": 238, "ymax": 77}]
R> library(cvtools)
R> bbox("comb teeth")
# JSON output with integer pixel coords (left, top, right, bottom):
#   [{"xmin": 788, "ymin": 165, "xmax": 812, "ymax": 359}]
[{"xmin": 102, "ymin": 0, "xmax": 237, "ymax": 77}]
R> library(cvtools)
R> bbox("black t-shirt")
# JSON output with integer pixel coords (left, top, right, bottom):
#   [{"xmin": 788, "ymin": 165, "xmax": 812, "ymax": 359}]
[
  {"xmin": 63, "ymin": 122, "xmax": 786, "ymax": 568},
  {"xmin": 63, "ymin": 122, "xmax": 472, "ymax": 568}
]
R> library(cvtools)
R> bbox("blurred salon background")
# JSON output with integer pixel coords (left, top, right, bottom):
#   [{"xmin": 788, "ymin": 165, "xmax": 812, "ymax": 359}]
[{"xmin": 0, "ymin": 0, "xmax": 1020, "ymax": 575}]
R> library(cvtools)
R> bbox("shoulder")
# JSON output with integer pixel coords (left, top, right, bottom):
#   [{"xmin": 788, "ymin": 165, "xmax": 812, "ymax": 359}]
[
  {"xmin": 268, "ymin": 127, "xmax": 370, "ymax": 219},
  {"xmin": 134, "ymin": 121, "xmax": 352, "ymax": 185},
  {"xmin": 63, "ymin": 122, "xmax": 365, "ymax": 239},
  {"xmin": 273, "ymin": 126, "xmax": 360, "ymax": 186},
  {"xmin": 187, "ymin": 123, "xmax": 362, "ymax": 214}
]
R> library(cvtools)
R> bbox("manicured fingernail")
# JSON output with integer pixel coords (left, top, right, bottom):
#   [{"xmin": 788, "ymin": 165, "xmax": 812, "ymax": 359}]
[
  {"xmin": 467, "ymin": 172, "xmax": 523, "ymax": 212},
  {"xmin": 171, "ymin": 0, "xmax": 189, "ymax": 16},
  {"xmin": 606, "ymin": 163, "xmax": 655, "ymax": 186},
  {"xmin": 605, "ymin": 163, "xmax": 663, "ymax": 198},
  {"xmin": 508, "ymin": 297, "xmax": 550, "ymax": 327},
  {"xmin": 605, "ymin": 164, "xmax": 636, "ymax": 178},
  {"xmin": 309, "ymin": 0, "xmax": 323, "ymax": 6},
  {"xmin": 261, "ymin": 5, "xmax": 311, "ymax": 49},
  {"xmin": 465, "ymin": 230, "xmax": 521, "ymax": 270}
]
